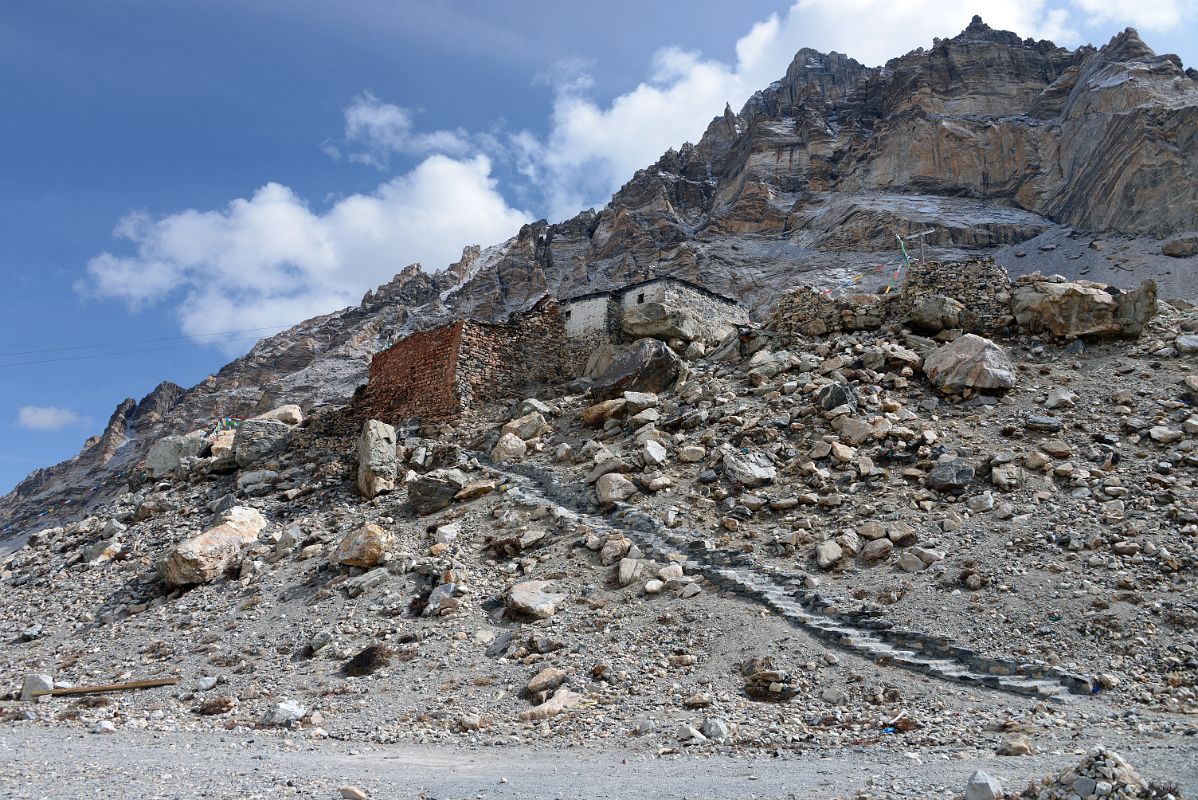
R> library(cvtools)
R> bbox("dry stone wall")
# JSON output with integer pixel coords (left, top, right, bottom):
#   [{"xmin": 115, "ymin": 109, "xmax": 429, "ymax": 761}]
[
  {"xmin": 768, "ymin": 258, "xmax": 1013, "ymax": 336},
  {"xmin": 365, "ymin": 303, "xmax": 569, "ymax": 425},
  {"xmin": 456, "ymin": 304, "xmax": 569, "ymax": 409},
  {"xmin": 897, "ymin": 258, "xmax": 1012, "ymax": 333}
]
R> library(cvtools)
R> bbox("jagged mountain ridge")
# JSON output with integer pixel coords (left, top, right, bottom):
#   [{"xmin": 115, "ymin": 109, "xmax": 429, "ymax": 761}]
[{"xmin": 2, "ymin": 17, "xmax": 1195, "ymax": 540}]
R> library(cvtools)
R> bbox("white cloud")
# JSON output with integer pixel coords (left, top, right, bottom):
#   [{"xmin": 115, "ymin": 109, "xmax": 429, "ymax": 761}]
[
  {"xmin": 338, "ymin": 92, "xmax": 478, "ymax": 168},
  {"xmin": 1071, "ymin": 0, "xmax": 1196, "ymax": 30},
  {"xmin": 17, "ymin": 406, "xmax": 88, "ymax": 431},
  {"xmin": 84, "ymin": 155, "xmax": 532, "ymax": 352}
]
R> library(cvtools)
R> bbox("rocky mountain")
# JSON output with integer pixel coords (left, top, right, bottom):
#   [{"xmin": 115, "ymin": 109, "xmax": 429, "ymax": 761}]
[{"xmin": 2, "ymin": 17, "xmax": 1195, "ymax": 543}]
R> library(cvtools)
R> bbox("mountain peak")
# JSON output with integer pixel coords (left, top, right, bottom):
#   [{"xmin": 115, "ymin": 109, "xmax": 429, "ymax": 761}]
[{"xmin": 2, "ymin": 20, "xmax": 1196, "ymax": 536}]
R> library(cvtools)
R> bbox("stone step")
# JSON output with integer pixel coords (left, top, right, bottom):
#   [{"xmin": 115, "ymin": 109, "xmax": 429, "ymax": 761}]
[{"xmin": 486, "ymin": 460, "xmax": 1088, "ymax": 703}]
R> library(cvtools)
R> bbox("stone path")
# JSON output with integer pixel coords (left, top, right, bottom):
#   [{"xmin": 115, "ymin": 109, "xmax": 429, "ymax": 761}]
[{"xmin": 486, "ymin": 459, "xmax": 1092, "ymax": 703}]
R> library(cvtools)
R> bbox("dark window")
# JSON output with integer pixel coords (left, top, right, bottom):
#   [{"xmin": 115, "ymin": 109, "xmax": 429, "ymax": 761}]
[
  {"xmin": 637, "ymin": 293, "xmax": 645, "ymax": 304},
  {"xmin": 563, "ymin": 309, "xmax": 572, "ymax": 320}
]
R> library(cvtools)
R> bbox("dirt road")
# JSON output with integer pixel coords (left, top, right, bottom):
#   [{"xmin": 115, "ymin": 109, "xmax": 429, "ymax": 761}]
[{"xmin": 2, "ymin": 723, "xmax": 1196, "ymax": 799}]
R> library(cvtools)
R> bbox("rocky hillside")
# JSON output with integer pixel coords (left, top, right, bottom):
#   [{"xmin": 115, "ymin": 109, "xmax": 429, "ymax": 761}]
[
  {"xmin": 2, "ymin": 16, "xmax": 1196, "ymax": 544},
  {"xmin": 2, "ymin": 263, "xmax": 1197, "ymax": 797}
]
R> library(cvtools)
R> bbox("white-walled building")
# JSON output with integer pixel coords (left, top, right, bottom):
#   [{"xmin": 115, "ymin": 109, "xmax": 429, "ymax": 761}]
[{"xmin": 559, "ymin": 276, "xmax": 746, "ymax": 363}]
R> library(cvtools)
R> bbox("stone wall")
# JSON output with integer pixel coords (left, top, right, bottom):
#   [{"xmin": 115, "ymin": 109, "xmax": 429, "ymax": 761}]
[
  {"xmin": 897, "ymin": 258, "xmax": 1012, "ymax": 333},
  {"xmin": 766, "ymin": 288, "xmax": 900, "ymax": 336},
  {"xmin": 456, "ymin": 303, "xmax": 570, "ymax": 409},
  {"xmin": 561, "ymin": 277, "xmax": 746, "ymax": 368},
  {"xmin": 767, "ymin": 258, "xmax": 1012, "ymax": 336},
  {"xmin": 365, "ymin": 303, "xmax": 569, "ymax": 425},
  {"xmin": 365, "ymin": 322, "xmax": 465, "ymax": 425}
]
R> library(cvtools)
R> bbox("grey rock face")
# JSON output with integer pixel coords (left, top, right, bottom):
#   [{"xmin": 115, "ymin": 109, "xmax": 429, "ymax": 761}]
[
  {"xmin": 145, "ymin": 433, "xmax": 209, "ymax": 479},
  {"xmin": 233, "ymin": 420, "xmax": 291, "ymax": 468}
]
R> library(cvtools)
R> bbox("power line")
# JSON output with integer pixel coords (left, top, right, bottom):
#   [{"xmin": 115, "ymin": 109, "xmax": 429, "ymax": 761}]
[
  {"xmin": 0, "ymin": 323, "xmax": 296, "ymax": 357},
  {"xmin": 0, "ymin": 335, "xmax": 276, "ymax": 369}
]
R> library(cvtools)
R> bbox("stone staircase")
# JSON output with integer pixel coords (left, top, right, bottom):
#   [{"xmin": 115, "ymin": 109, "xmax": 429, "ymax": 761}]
[{"xmin": 482, "ymin": 458, "xmax": 1093, "ymax": 702}]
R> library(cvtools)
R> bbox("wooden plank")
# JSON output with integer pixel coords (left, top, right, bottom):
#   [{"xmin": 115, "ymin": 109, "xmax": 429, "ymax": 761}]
[{"xmin": 31, "ymin": 678, "xmax": 178, "ymax": 698}]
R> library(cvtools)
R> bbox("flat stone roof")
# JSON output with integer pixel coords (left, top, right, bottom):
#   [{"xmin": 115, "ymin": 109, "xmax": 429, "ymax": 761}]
[{"xmin": 560, "ymin": 275, "xmax": 737, "ymax": 306}]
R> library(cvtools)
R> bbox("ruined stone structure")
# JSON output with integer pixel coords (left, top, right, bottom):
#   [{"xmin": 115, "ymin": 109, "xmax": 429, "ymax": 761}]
[
  {"xmin": 767, "ymin": 258, "xmax": 1014, "ymax": 336},
  {"xmin": 364, "ymin": 277, "xmax": 741, "ymax": 423},
  {"xmin": 767, "ymin": 257, "xmax": 1159, "ymax": 340},
  {"xmin": 364, "ymin": 300, "xmax": 568, "ymax": 425},
  {"xmin": 560, "ymin": 276, "xmax": 745, "ymax": 365}
]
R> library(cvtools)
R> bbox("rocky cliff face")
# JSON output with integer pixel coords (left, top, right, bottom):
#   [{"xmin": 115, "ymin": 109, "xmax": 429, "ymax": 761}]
[{"xmin": 2, "ymin": 17, "xmax": 1195, "ymax": 542}]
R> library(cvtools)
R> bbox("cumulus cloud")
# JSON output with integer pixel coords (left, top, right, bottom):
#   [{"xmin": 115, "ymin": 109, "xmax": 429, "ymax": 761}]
[
  {"xmin": 84, "ymin": 155, "xmax": 532, "ymax": 351},
  {"xmin": 334, "ymin": 92, "xmax": 509, "ymax": 171},
  {"xmin": 17, "ymin": 406, "xmax": 88, "ymax": 431},
  {"xmin": 335, "ymin": 92, "xmax": 478, "ymax": 168}
]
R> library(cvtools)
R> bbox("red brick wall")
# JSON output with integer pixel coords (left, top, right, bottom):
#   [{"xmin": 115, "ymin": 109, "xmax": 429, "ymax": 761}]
[
  {"xmin": 365, "ymin": 321, "xmax": 464, "ymax": 424},
  {"xmin": 364, "ymin": 303, "xmax": 569, "ymax": 425}
]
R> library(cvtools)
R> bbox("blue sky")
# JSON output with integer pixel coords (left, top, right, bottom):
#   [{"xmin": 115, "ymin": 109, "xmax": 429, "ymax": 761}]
[{"xmin": 1, "ymin": 0, "xmax": 1195, "ymax": 494}]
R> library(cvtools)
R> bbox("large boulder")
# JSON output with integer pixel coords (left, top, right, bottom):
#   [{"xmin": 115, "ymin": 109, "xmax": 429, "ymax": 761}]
[
  {"xmin": 332, "ymin": 523, "xmax": 392, "ymax": 568},
  {"xmin": 923, "ymin": 334, "xmax": 1016, "ymax": 394},
  {"xmin": 584, "ymin": 343, "xmax": 621, "ymax": 379},
  {"xmin": 596, "ymin": 473, "xmax": 637, "ymax": 504},
  {"xmin": 926, "ymin": 458, "xmax": 975, "ymax": 493},
  {"xmin": 722, "ymin": 450, "xmax": 776, "ymax": 487},
  {"xmin": 356, "ymin": 420, "xmax": 397, "ymax": 499},
  {"xmin": 501, "ymin": 412, "xmax": 549, "ymax": 441},
  {"xmin": 909, "ymin": 295, "xmax": 973, "ymax": 333},
  {"xmin": 252, "ymin": 404, "xmax": 303, "ymax": 426},
  {"xmin": 815, "ymin": 383, "xmax": 858, "ymax": 412},
  {"xmin": 209, "ymin": 430, "xmax": 237, "ymax": 464},
  {"xmin": 1161, "ymin": 233, "xmax": 1198, "ymax": 258},
  {"xmin": 1011, "ymin": 277, "xmax": 1156, "ymax": 337},
  {"xmin": 159, "ymin": 506, "xmax": 267, "ymax": 587},
  {"xmin": 145, "ymin": 432, "xmax": 210, "ymax": 479},
  {"xmin": 620, "ymin": 302, "xmax": 703, "ymax": 342},
  {"xmin": 590, "ymin": 338, "xmax": 684, "ymax": 401},
  {"xmin": 490, "ymin": 432, "xmax": 528, "ymax": 462},
  {"xmin": 233, "ymin": 419, "xmax": 291, "ymax": 468},
  {"xmin": 507, "ymin": 580, "xmax": 566, "ymax": 619},
  {"xmin": 1114, "ymin": 281, "xmax": 1158, "ymax": 337},
  {"xmin": 408, "ymin": 468, "xmax": 469, "ymax": 515}
]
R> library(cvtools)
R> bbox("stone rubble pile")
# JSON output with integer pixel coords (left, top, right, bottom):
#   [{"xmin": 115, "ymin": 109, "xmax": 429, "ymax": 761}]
[{"xmin": 1019, "ymin": 747, "xmax": 1159, "ymax": 800}]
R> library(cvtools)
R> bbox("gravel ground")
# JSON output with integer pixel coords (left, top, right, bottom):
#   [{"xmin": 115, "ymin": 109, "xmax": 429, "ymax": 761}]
[{"xmin": 1, "ymin": 723, "xmax": 1196, "ymax": 800}]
